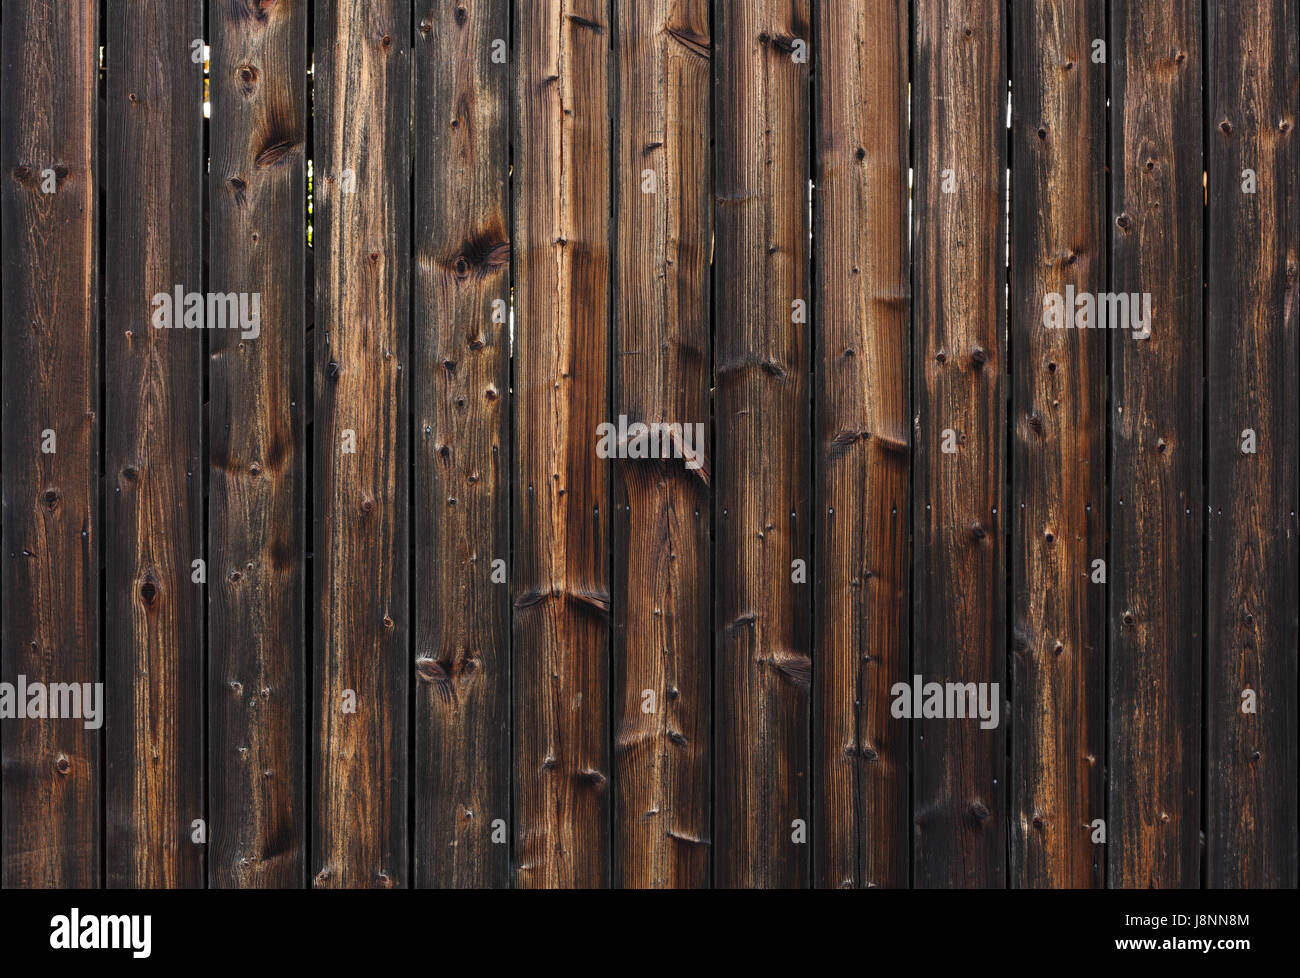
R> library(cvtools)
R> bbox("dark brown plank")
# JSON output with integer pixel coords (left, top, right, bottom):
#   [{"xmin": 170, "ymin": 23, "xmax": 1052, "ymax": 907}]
[
  {"xmin": 512, "ymin": 0, "xmax": 612, "ymax": 888},
  {"xmin": 412, "ymin": 0, "xmax": 511, "ymax": 889},
  {"xmin": 1108, "ymin": 0, "xmax": 1202, "ymax": 889},
  {"xmin": 311, "ymin": 0, "xmax": 410, "ymax": 889},
  {"xmin": 811, "ymin": 0, "xmax": 910, "ymax": 890},
  {"xmin": 1205, "ymin": 0, "xmax": 1298, "ymax": 888},
  {"xmin": 207, "ymin": 0, "xmax": 307, "ymax": 888},
  {"xmin": 103, "ymin": 0, "xmax": 205, "ymax": 889},
  {"xmin": 911, "ymin": 0, "xmax": 1007, "ymax": 887},
  {"xmin": 1, "ymin": 0, "xmax": 101, "ymax": 888},
  {"xmin": 714, "ymin": 0, "xmax": 812, "ymax": 889},
  {"xmin": 611, "ymin": 0, "xmax": 712, "ymax": 889},
  {"xmin": 1009, "ymin": 0, "xmax": 1106, "ymax": 888}
]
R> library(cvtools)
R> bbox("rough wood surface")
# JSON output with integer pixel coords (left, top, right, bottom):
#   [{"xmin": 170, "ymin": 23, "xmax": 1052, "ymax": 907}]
[
  {"xmin": 103, "ymin": 0, "xmax": 205, "ymax": 889},
  {"xmin": 413, "ymin": 0, "xmax": 512, "ymax": 889},
  {"xmin": 311, "ymin": 0, "xmax": 410, "ymax": 889},
  {"xmin": 812, "ymin": 0, "xmax": 910, "ymax": 890},
  {"xmin": 0, "ymin": 0, "xmax": 1295, "ymax": 892},
  {"xmin": 1108, "ymin": 0, "xmax": 1203, "ymax": 889},
  {"xmin": 713, "ymin": 0, "xmax": 812, "ymax": 889},
  {"xmin": 1009, "ymin": 0, "xmax": 1106, "ymax": 889},
  {"xmin": 611, "ymin": 0, "xmax": 712, "ymax": 889},
  {"xmin": 911, "ymin": 0, "xmax": 1007, "ymax": 888},
  {"xmin": 207, "ymin": 0, "xmax": 307, "ymax": 889},
  {"xmin": 1, "ymin": 0, "xmax": 101, "ymax": 888},
  {"xmin": 512, "ymin": 0, "xmax": 612, "ymax": 888},
  {"xmin": 1205, "ymin": 0, "xmax": 1298, "ymax": 888}
]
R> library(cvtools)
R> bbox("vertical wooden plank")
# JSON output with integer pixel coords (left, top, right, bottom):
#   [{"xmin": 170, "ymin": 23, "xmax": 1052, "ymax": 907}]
[
  {"xmin": 1108, "ymin": 0, "xmax": 1202, "ymax": 889},
  {"xmin": 612, "ymin": 0, "xmax": 712, "ymax": 889},
  {"xmin": 208, "ymin": 0, "xmax": 307, "ymax": 888},
  {"xmin": 1205, "ymin": 0, "xmax": 1298, "ymax": 888},
  {"xmin": 412, "ymin": 0, "xmax": 511, "ymax": 889},
  {"xmin": 912, "ymin": 0, "xmax": 1007, "ymax": 887},
  {"xmin": 1009, "ymin": 0, "xmax": 1106, "ymax": 888},
  {"xmin": 104, "ymin": 0, "xmax": 205, "ymax": 889},
  {"xmin": 1, "ymin": 0, "xmax": 101, "ymax": 888},
  {"xmin": 812, "ymin": 0, "xmax": 910, "ymax": 890},
  {"xmin": 512, "ymin": 0, "xmax": 612, "ymax": 889},
  {"xmin": 714, "ymin": 0, "xmax": 811, "ymax": 889},
  {"xmin": 312, "ymin": 0, "xmax": 410, "ymax": 889}
]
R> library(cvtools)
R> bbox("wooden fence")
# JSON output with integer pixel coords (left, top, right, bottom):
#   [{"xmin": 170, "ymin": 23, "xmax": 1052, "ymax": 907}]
[{"xmin": 1, "ymin": 0, "xmax": 1296, "ymax": 889}]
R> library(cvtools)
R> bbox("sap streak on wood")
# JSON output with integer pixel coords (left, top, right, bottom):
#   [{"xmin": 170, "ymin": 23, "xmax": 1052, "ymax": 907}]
[
  {"xmin": 912, "ymin": 0, "xmax": 1007, "ymax": 887},
  {"xmin": 413, "ymin": 0, "xmax": 511, "ymax": 888},
  {"xmin": 812, "ymin": 0, "xmax": 910, "ymax": 890},
  {"xmin": 208, "ymin": 0, "xmax": 306, "ymax": 888},
  {"xmin": 1205, "ymin": 0, "xmax": 1298, "ymax": 888},
  {"xmin": 612, "ymin": 0, "xmax": 712, "ymax": 889},
  {"xmin": 1009, "ymin": 0, "xmax": 1106, "ymax": 888},
  {"xmin": 104, "ymin": 0, "xmax": 205, "ymax": 889},
  {"xmin": 714, "ymin": 0, "xmax": 812, "ymax": 889},
  {"xmin": 1108, "ymin": 0, "xmax": 1203, "ymax": 889},
  {"xmin": 312, "ymin": 0, "xmax": 410, "ymax": 889},
  {"xmin": 512, "ymin": 0, "xmax": 612, "ymax": 888},
  {"xmin": 0, "ymin": 0, "xmax": 101, "ymax": 888}
]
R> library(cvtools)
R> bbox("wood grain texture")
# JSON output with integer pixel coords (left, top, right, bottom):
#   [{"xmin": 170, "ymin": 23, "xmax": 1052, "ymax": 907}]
[
  {"xmin": 3, "ymin": 0, "xmax": 1299, "ymax": 893},
  {"xmin": 1009, "ymin": 0, "xmax": 1106, "ymax": 889},
  {"xmin": 912, "ymin": 0, "xmax": 1007, "ymax": 888},
  {"xmin": 1, "ymin": 0, "xmax": 100, "ymax": 888},
  {"xmin": 311, "ymin": 0, "xmax": 410, "ymax": 889},
  {"xmin": 104, "ymin": 0, "xmax": 205, "ymax": 889},
  {"xmin": 1107, "ymin": 0, "xmax": 1203, "ymax": 890},
  {"xmin": 812, "ymin": 0, "xmax": 910, "ymax": 890},
  {"xmin": 512, "ymin": 0, "xmax": 612, "ymax": 889},
  {"xmin": 1205, "ymin": 0, "xmax": 1298, "ymax": 889},
  {"xmin": 611, "ymin": 0, "xmax": 712, "ymax": 889},
  {"xmin": 713, "ymin": 0, "xmax": 811, "ymax": 889},
  {"xmin": 208, "ymin": 0, "xmax": 307, "ymax": 889},
  {"xmin": 413, "ymin": 0, "xmax": 512, "ymax": 889}
]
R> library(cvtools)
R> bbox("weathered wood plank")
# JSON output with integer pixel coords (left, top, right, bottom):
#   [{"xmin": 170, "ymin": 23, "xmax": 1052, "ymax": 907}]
[
  {"xmin": 1009, "ymin": 0, "xmax": 1106, "ymax": 888},
  {"xmin": 911, "ymin": 0, "xmax": 1007, "ymax": 887},
  {"xmin": 1205, "ymin": 0, "xmax": 1298, "ymax": 888},
  {"xmin": 611, "ymin": 0, "xmax": 712, "ymax": 889},
  {"xmin": 512, "ymin": 0, "xmax": 613, "ymax": 889},
  {"xmin": 208, "ymin": 0, "xmax": 307, "ymax": 889},
  {"xmin": 811, "ymin": 0, "xmax": 910, "ymax": 890},
  {"xmin": 103, "ymin": 0, "xmax": 205, "ymax": 889},
  {"xmin": 412, "ymin": 0, "xmax": 512, "ymax": 889},
  {"xmin": 1108, "ymin": 0, "xmax": 1203, "ymax": 889},
  {"xmin": 1, "ymin": 0, "xmax": 101, "ymax": 888},
  {"xmin": 311, "ymin": 0, "xmax": 410, "ymax": 889},
  {"xmin": 714, "ymin": 0, "xmax": 812, "ymax": 889}
]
